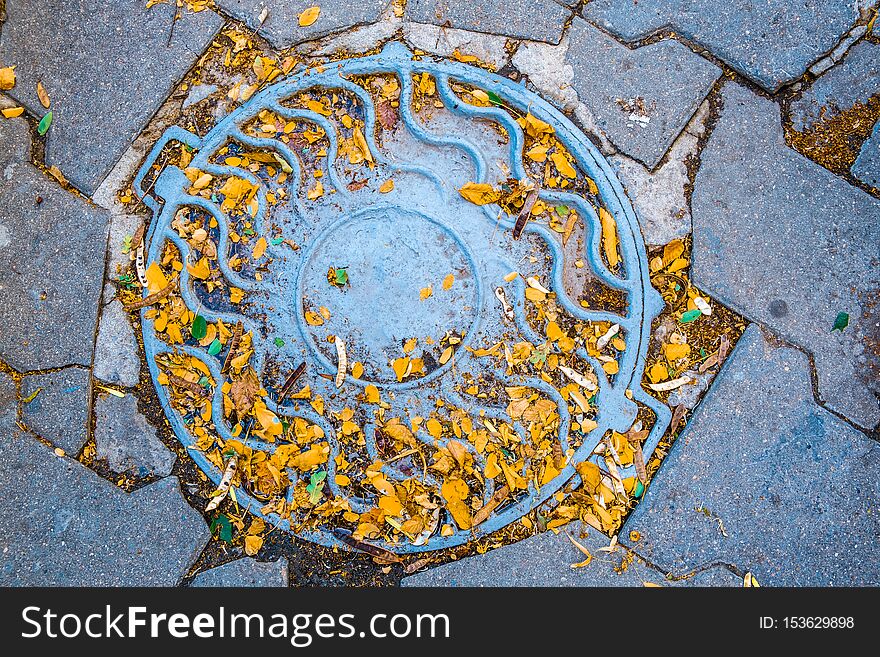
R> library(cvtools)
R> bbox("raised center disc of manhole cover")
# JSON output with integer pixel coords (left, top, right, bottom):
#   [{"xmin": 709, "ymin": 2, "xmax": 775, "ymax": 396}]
[{"xmin": 133, "ymin": 42, "xmax": 670, "ymax": 554}]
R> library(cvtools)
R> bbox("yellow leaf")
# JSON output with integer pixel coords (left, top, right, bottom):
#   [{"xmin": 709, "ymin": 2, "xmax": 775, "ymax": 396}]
[
  {"xmin": 298, "ymin": 6, "xmax": 320, "ymax": 26},
  {"xmin": 523, "ymin": 112, "xmax": 553, "ymax": 137},
  {"xmin": 551, "ymin": 151, "xmax": 576, "ymax": 178},
  {"xmin": 353, "ymin": 126, "xmax": 373, "ymax": 164},
  {"xmin": 599, "ymin": 207, "xmax": 620, "ymax": 268},
  {"xmin": 419, "ymin": 285, "xmax": 433, "ymax": 301},
  {"xmin": 36, "ymin": 81, "xmax": 50, "ymax": 109},
  {"xmin": 364, "ymin": 384, "xmax": 380, "ymax": 403},
  {"xmin": 458, "ymin": 182, "xmax": 500, "ymax": 206},
  {"xmin": 307, "ymin": 180, "xmax": 324, "ymax": 200},
  {"xmin": 253, "ymin": 399, "xmax": 282, "ymax": 437},
  {"xmin": 0, "ymin": 66, "xmax": 15, "ymax": 91},
  {"xmin": 252, "ymin": 236, "xmax": 267, "ymax": 259},
  {"xmin": 439, "ymin": 346, "xmax": 453, "ymax": 365},
  {"xmin": 351, "ymin": 362, "xmax": 364, "ymax": 379},
  {"xmin": 648, "ymin": 362, "xmax": 668, "ymax": 383},
  {"xmin": 667, "ymin": 257, "xmax": 689, "ymax": 273},
  {"xmin": 2, "ymin": 106, "xmax": 24, "ymax": 118},
  {"xmin": 379, "ymin": 179, "xmax": 394, "ymax": 193},
  {"xmin": 602, "ymin": 360, "xmax": 619, "ymax": 375},
  {"xmin": 244, "ymin": 534, "xmax": 263, "ymax": 556},
  {"xmin": 426, "ymin": 418, "xmax": 442, "ymax": 439},
  {"xmin": 145, "ymin": 262, "xmax": 168, "ymax": 294},
  {"xmin": 665, "ymin": 343, "xmax": 691, "ymax": 361},
  {"xmin": 392, "ymin": 357, "xmax": 410, "ymax": 382},
  {"xmin": 526, "ymin": 144, "xmax": 548, "ymax": 162},
  {"xmin": 663, "ymin": 239, "xmax": 684, "ymax": 266},
  {"xmin": 484, "ymin": 452, "xmax": 501, "ymax": 479},
  {"xmin": 291, "ymin": 443, "xmax": 329, "ymax": 470},
  {"xmin": 305, "ymin": 311, "xmax": 324, "ymax": 325},
  {"xmin": 546, "ymin": 321, "xmax": 564, "ymax": 341},
  {"xmin": 187, "ymin": 256, "xmax": 210, "ymax": 280},
  {"xmin": 442, "ymin": 273, "xmax": 454, "ymax": 290},
  {"xmin": 441, "ymin": 478, "xmax": 472, "ymax": 529},
  {"xmin": 403, "ymin": 337, "xmax": 417, "ymax": 354},
  {"xmin": 335, "ymin": 474, "xmax": 350, "ymax": 486}
]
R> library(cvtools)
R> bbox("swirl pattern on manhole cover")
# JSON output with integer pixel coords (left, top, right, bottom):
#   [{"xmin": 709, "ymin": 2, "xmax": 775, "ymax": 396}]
[{"xmin": 133, "ymin": 42, "xmax": 670, "ymax": 553}]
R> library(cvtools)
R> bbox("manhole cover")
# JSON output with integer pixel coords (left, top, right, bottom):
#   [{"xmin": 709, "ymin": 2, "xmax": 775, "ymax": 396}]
[{"xmin": 134, "ymin": 42, "xmax": 669, "ymax": 553}]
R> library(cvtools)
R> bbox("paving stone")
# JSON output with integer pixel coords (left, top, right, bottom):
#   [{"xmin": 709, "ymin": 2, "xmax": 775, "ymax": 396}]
[
  {"xmin": 0, "ymin": 0, "xmax": 222, "ymax": 195},
  {"xmin": 0, "ymin": 118, "xmax": 109, "ymax": 372},
  {"xmin": 407, "ymin": 0, "xmax": 571, "ymax": 44},
  {"xmin": 0, "ymin": 432, "xmax": 208, "ymax": 585},
  {"xmin": 0, "ymin": 371, "xmax": 16, "ymax": 436},
  {"xmin": 584, "ymin": 0, "xmax": 860, "ymax": 92},
  {"xmin": 93, "ymin": 299, "xmax": 141, "ymax": 388},
  {"xmin": 511, "ymin": 36, "xmax": 617, "ymax": 154},
  {"xmin": 789, "ymin": 40, "xmax": 880, "ymax": 132},
  {"xmin": 216, "ymin": 0, "xmax": 389, "ymax": 49},
  {"xmin": 853, "ymin": 122, "xmax": 880, "ymax": 189},
  {"xmin": 20, "ymin": 368, "xmax": 90, "ymax": 456},
  {"xmin": 610, "ymin": 99, "xmax": 710, "ymax": 245},
  {"xmin": 402, "ymin": 529, "xmax": 739, "ymax": 586},
  {"xmin": 565, "ymin": 18, "xmax": 720, "ymax": 168},
  {"xmin": 692, "ymin": 82, "xmax": 880, "ymax": 429},
  {"xmin": 404, "ymin": 22, "xmax": 510, "ymax": 70},
  {"xmin": 623, "ymin": 325, "xmax": 880, "ymax": 586},
  {"xmin": 191, "ymin": 557, "xmax": 289, "ymax": 587},
  {"xmin": 94, "ymin": 393, "xmax": 175, "ymax": 478}
]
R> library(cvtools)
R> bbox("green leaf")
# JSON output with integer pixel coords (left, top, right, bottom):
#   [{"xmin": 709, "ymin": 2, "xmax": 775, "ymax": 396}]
[
  {"xmin": 191, "ymin": 315, "xmax": 207, "ymax": 340},
  {"xmin": 274, "ymin": 337, "xmax": 285, "ymax": 347},
  {"xmin": 334, "ymin": 267, "xmax": 348, "ymax": 286},
  {"xmin": 634, "ymin": 481, "xmax": 645, "ymax": 498},
  {"xmin": 487, "ymin": 90, "xmax": 503, "ymax": 106},
  {"xmin": 210, "ymin": 515, "xmax": 233, "ymax": 542},
  {"xmin": 37, "ymin": 111, "xmax": 53, "ymax": 136},
  {"xmin": 555, "ymin": 205, "xmax": 570, "ymax": 217},
  {"xmin": 270, "ymin": 237, "xmax": 284, "ymax": 245},
  {"xmin": 680, "ymin": 309, "xmax": 702, "ymax": 323},
  {"xmin": 306, "ymin": 470, "xmax": 326, "ymax": 504},
  {"xmin": 207, "ymin": 338, "xmax": 222, "ymax": 356},
  {"xmin": 831, "ymin": 311, "xmax": 849, "ymax": 332}
]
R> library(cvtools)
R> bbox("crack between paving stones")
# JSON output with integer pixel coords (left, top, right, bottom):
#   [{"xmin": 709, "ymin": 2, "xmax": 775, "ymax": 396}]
[
  {"xmin": 620, "ymin": 541, "xmax": 744, "ymax": 583},
  {"xmin": 754, "ymin": 324, "xmax": 880, "ymax": 441}
]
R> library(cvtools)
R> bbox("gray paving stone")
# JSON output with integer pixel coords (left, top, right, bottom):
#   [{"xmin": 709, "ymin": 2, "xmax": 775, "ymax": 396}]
[
  {"xmin": 402, "ymin": 529, "xmax": 740, "ymax": 586},
  {"xmin": 789, "ymin": 40, "xmax": 880, "ymax": 132},
  {"xmin": 853, "ymin": 122, "xmax": 880, "ymax": 189},
  {"xmin": 94, "ymin": 393, "xmax": 175, "ymax": 478},
  {"xmin": 407, "ymin": 0, "xmax": 571, "ymax": 44},
  {"xmin": 566, "ymin": 18, "xmax": 720, "ymax": 168},
  {"xmin": 692, "ymin": 82, "xmax": 880, "ymax": 429},
  {"xmin": 0, "ymin": 118, "xmax": 109, "ymax": 372},
  {"xmin": 610, "ymin": 99, "xmax": 710, "ymax": 245},
  {"xmin": 0, "ymin": 432, "xmax": 209, "ymax": 585},
  {"xmin": 0, "ymin": 371, "xmax": 16, "ymax": 436},
  {"xmin": 623, "ymin": 325, "xmax": 880, "ymax": 586},
  {"xmin": 584, "ymin": 0, "xmax": 860, "ymax": 92},
  {"xmin": 93, "ymin": 299, "xmax": 141, "ymax": 388},
  {"xmin": 0, "ymin": 0, "xmax": 222, "ymax": 195},
  {"xmin": 216, "ymin": 0, "xmax": 389, "ymax": 49},
  {"xmin": 20, "ymin": 368, "xmax": 90, "ymax": 456},
  {"xmin": 191, "ymin": 557, "xmax": 289, "ymax": 587}
]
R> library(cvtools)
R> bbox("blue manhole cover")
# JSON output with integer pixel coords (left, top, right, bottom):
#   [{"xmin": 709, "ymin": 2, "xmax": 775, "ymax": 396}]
[{"xmin": 133, "ymin": 42, "xmax": 669, "ymax": 553}]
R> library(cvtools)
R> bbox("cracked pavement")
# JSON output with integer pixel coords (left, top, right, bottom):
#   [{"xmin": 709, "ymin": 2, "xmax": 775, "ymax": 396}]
[{"xmin": 0, "ymin": 0, "xmax": 878, "ymax": 587}]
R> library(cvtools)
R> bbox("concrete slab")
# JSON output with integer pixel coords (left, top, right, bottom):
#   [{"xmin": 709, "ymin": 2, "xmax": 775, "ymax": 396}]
[
  {"xmin": 691, "ymin": 82, "xmax": 880, "ymax": 428},
  {"xmin": 624, "ymin": 325, "xmax": 880, "ymax": 586}
]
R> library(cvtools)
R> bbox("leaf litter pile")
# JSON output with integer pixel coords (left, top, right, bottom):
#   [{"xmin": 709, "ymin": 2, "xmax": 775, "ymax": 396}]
[{"xmin": 115, "ymin": 26, "xmax": 746, "ymax": 574}]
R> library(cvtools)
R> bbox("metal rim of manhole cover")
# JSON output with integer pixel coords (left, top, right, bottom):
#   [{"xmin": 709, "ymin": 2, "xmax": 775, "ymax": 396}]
[{"xmin": 133, "ymin": 41, "xmax": 670, "ymax": 554}]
